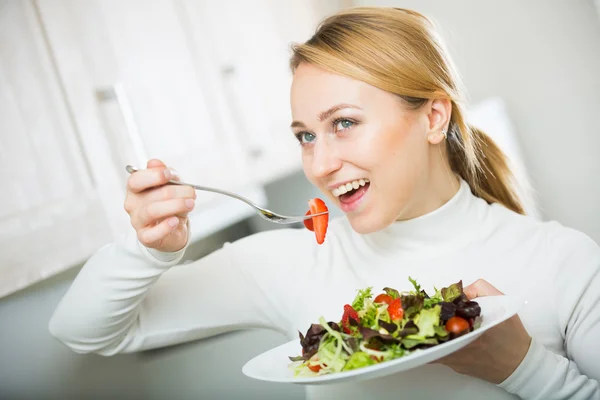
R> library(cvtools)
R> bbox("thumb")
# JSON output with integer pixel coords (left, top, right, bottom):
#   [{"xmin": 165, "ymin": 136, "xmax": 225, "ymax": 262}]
[{"xmin": 463, "ymin": 279, "xmax": 504, "ymax": 300}]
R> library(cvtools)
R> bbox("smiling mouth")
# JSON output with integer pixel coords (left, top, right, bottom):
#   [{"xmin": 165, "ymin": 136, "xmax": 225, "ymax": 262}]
[
  {"xmin": 332, "ymin": 179, "xmax": 370, "ymax": 205},
  {"xmin": 332, "ymin": 179, "xmax": 369, "ymax": 197}
]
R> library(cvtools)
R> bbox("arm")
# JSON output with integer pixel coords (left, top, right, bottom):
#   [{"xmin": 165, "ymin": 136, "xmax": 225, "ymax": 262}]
[
  {"xmin": 48, "ymin": 227, "xmax": 299, "ymax": 356},
  {"xmin": 498, "ymin": 231, "xmax": 600, "ymax": 400}
]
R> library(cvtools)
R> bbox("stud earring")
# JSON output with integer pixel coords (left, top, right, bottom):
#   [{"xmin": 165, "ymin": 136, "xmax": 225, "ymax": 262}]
[{"xmin": 441, "ymin": 129, "xmax": 447, "ymax": 140}]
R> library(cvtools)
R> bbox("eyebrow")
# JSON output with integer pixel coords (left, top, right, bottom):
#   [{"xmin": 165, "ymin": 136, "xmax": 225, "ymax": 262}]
[{"xmin": 290, "ymin": 103, "xmax": 363, "ymax": 129}]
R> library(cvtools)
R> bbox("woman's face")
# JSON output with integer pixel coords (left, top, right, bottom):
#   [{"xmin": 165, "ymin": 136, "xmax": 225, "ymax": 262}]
[{"xmin": 290, "ymin": 63, "xmax": 454, "ymax": 234}]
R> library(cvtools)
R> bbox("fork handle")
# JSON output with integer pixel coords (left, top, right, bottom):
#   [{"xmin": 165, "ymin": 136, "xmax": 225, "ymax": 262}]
[{"xmin": 166, "ymin": 180, "xmax": 261, "ymax": 209}]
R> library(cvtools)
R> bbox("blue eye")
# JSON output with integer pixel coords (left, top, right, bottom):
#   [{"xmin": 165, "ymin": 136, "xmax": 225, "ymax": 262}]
[
  {"xmin": 297, "ymin": 132, "xmax": 316, "ymax": 144},
  {"xmin": 334, "ymin": 118, "xmax": 355, "ymax": 131}
]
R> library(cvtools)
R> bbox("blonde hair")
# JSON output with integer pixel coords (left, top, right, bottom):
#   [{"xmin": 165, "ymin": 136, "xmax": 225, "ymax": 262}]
[{"xmin": 290, "ymin": 7, "xmax": 525, "ymax": 214}]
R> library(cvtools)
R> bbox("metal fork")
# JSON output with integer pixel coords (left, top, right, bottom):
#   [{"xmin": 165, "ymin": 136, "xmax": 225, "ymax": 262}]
[{"xmin": 125, "ymin": 165, "xmax": 328, "ymax": 224}]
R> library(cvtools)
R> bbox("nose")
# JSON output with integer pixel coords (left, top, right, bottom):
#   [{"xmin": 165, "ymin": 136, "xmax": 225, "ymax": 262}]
[{"xmin": 311, "ymin": 137, "xmax": 342, "ymax": 178}]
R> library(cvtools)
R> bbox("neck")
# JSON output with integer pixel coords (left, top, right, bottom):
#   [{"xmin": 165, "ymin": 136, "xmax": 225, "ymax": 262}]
[
  {"xmin": 365, "ymin": 178, "xmax": 485, "ymax": 255},
  {"xmin": 398, "ymin": 166, "xmax": 461, "ymax": 222}
]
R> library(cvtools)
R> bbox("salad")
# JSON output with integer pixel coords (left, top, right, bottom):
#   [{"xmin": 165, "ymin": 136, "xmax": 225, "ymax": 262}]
[{"xmin": 289, "ymin": 278, "xmax": 482, "ymax": 376}]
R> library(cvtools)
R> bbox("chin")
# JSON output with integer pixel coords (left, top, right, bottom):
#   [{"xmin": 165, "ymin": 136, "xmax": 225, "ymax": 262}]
[{"xmin": 346, "ymin": 212, "xmax": 390, "ymax": 234}]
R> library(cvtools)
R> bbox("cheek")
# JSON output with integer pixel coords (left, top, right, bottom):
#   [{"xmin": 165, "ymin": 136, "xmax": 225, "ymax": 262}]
[
  {"xmin": 301, "ymin": 151, "xmax": 322, "ymax": 188},
  {"xmin": 369, "ymin": 123, "xmax": 429, "ymax": 208},
  {"xmin": 301, "ymin": 152, "xmax": 313, "ymax": 181},
  {"xmin": 364, "ymin": 123, "xmax": 414, "ymax": 170}
]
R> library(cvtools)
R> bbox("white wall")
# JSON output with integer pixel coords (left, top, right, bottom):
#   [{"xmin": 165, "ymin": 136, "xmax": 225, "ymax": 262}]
[{"xmin": 354, "ymin": 0, "xmax": 600, "ymax": 243}]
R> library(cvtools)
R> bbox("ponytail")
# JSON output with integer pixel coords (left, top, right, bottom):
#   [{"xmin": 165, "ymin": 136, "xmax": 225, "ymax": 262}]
[{"xmin": 447, "ymin": 108, "xmax": 525, "ymax": 215}]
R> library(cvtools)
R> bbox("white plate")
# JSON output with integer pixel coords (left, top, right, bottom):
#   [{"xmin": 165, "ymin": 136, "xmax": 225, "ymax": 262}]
[{"xmin": 242, "ymin": 295, "xmax": 523, "ymax": 385}]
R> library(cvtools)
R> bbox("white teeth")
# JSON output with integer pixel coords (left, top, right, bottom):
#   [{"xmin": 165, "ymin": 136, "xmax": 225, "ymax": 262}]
[{"xmin": 331, "ymin": 178, "xmax": 370, "ymax": 197}]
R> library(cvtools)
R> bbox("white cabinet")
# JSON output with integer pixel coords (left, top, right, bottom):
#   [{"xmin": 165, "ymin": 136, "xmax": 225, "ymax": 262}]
[
  {"xmin": 181, "ymin": 0, "xmax": 323, "ymax": 183},
  {"xmin": 36, "ymin": 0, "xmax": 253, "ymax": 207},
  {"xmin": 36, "ymin": 0, "xmax": 276, "ymax": 237},
  {"xmin": 0, "ymin": 0, "xmax": 263, "ymax": 298},
  {"xmin": 0, "ymin": 0, "xmax": 113, "ymax": 297},
  {"xmin": 0, "ymin": 0, "xmax": 331, "ymax": 297}
]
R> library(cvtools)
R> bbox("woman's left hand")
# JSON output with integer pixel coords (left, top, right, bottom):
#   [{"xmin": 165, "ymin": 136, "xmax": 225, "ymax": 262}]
[{"xmin": 433, "ymin": 279, "xmax": 532, "ymax": 384}]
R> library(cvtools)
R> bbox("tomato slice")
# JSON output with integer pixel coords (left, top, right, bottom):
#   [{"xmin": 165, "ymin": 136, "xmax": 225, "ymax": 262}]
[
  {"xmin": 388, "ymin": 298, "xmax": 404, "ymax": 321},
  {"xmin": 306, "ymin": 198, "xmax": 329, "ymax": 244},
  {"xmin": 303, "ymin": 210, "xmax": 314, "ymax": 231},
  {"xmin": 374, "ymin": 293, "xmax": 393, "ymax": 305},
  {"xmin": 308, "ymin": 363, "xmax": 321, "ymax": 373}
]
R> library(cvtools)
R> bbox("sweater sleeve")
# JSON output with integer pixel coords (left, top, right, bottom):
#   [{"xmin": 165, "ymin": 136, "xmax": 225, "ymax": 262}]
[
  {"xmin": 498, "ymin": 229, "xmax": 600, "ymax": 400},
  {"xmin": 48, "ymin": 226, "xmax": 310, "ymax": 356}
]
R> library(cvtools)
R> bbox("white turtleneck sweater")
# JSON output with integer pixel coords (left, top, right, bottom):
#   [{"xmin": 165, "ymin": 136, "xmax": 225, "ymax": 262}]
[{"xmin": 49, "ymin": 180, "xmax": 600, "ymax": 400}]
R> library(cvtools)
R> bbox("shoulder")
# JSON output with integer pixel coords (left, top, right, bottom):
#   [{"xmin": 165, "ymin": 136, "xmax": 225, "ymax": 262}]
[
  {"xmin": 487, "ymin": 201, "xmax": 600, "ymax": 265},
  {"xmin": 542, "ymin": 220, "xmax": 600, "ymax": 267}
]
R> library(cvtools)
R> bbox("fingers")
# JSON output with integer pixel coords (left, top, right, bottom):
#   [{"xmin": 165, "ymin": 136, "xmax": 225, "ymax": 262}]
[
  {"xmin": 137, "ymin": 216, "xmax": 181, "ymax": 247},
  {"xmin": 132, "ymin": 198, "xmax": 195, "ymax": 229},
  {"xmin": 139, "ymin": 184, "xmax": 196, "ymax": 204},
  {"xmin": 124, "ymin": 185, "xmax": 195, "ymax": 218},
  {"xmin": 146, "ymin": 159, "xmax": 166, "ymax": 169},
  {"xmin": 146, "ymin": 159, "xmax": 181, "ymax": 182},
  {"xmin": 127, "ymin": 167, "xmax": 173, "ymax": 193},
  {"xmin": 463, "ymin": 279, "xmax": 504, "ymax": 300}
]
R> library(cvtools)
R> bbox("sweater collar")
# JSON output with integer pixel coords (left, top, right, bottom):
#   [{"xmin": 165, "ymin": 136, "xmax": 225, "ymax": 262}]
[{"xmin": 362, "ymin": 179, "xmax": 487, "ymax": 255}]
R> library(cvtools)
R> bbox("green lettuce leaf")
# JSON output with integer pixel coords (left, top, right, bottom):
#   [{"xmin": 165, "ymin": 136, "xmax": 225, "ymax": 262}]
[
  {"xmin": 351, "ymin": 287, "xmax": 373, "ymax": 311},
  {"xmin": 407, "ymin": 305, "xmax": 441, "ymax": 339},
  {"xmin": 342, "ymin": 351, "xmax": 376, "ymax": 371},
  {"xmin": 434, "ymin": 325, "xmax": 449, "ymax": 337},
  {"xmin": 383, "ymin": 287, "xmax": 400, "ymax": 299},
  {"xmin": 317, "ymin": 335, "xmax": 347, "ymax": 373},
  {"xmin": 385, "ymin": 343, "xmax": 406, "ymax": 359},
  {"xmin": 441, "ymin": 280, "xmax": 463, "ymax": 302},
  {"xmin": 424, "ymin": 289, "xmax": 444, "ymax": 308},
  {"xmin": 361, "ymin": 304, "xmax": 378, "ymax": 328},
  {"xmin": 408, "ymin": 276, "xmax": 422, "ymax": 294}
]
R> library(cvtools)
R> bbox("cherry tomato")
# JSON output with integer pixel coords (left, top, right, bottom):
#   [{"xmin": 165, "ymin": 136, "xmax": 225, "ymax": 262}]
[
  {"xmin": 388, "ymin": 298, "xmax": 404, "ymax": 321},
  {"xmin": 445, "ymin": 316, "xmax": 470, "ymax": 336},
  {"xmin": 374, "ymin": 293, "xmax": 393, "ymax": 305}
]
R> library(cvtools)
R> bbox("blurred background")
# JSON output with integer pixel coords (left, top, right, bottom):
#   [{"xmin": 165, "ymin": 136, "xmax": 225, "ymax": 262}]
[{"xmin": 1, "ymin": 0, "xmax": 599, "ymax": 399}]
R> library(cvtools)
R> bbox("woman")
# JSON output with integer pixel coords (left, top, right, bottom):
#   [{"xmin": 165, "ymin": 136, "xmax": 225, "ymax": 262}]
[{"xmin": 49, "ymin": 7, "xmax": 600, "ymax": 400}]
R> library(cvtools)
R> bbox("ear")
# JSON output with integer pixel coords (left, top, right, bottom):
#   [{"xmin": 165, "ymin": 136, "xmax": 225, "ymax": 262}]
[{"xmin": 426, "ymin": 99, "xmax": 452, "ymax": 145}]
